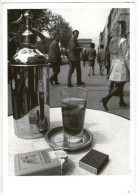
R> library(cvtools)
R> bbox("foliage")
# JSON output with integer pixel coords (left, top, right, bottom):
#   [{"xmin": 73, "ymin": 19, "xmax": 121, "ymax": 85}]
[
  {"xmin": 47, "ymin": 14, "xmax": 72, "ymax": 48},
  {"xmin": 8, "ymin": 9, "xmax": 72, "ymax": 48}
]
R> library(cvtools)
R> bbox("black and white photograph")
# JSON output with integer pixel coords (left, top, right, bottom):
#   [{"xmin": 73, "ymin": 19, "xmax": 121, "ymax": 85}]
[{"xmin": 1, "ymin": 1, "xmax": 136, "ymax": 195}]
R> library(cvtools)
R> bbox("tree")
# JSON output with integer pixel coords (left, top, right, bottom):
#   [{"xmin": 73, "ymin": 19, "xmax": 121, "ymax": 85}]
[
  {"xmin": 47, "ymin": 14, "xmax": 72, "ymax": 48},
  {"xmin": 8, "ymin": 9, "xmax": 72, "ymax": 48}
]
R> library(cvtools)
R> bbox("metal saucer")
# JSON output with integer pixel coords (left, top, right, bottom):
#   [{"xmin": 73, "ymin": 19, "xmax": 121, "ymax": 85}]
[{"xmin": 45, "ymin": 126, "xmax": 93, "ymax": 151}]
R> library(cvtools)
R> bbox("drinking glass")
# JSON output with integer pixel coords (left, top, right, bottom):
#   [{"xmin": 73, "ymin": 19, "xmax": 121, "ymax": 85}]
[{"xmin": 60, "ymin": 87, "xmax": 88, "ymax": 143}]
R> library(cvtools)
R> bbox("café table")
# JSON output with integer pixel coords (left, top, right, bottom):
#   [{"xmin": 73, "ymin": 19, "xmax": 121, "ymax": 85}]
[{"xmin": 8, "ymin": 108, "xmax": 130, "ymax": 176}]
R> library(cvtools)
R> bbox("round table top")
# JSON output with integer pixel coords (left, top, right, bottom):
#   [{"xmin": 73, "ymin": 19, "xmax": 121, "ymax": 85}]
[{"xmin": 8, "ymin": 108, "xmax": 130, "ymax": 176}]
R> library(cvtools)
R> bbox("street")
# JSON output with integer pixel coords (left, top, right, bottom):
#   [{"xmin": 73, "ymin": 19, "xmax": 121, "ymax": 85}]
[{"xmin": 8, "ymin": 61, "xmax": 130, "ymax": 119}]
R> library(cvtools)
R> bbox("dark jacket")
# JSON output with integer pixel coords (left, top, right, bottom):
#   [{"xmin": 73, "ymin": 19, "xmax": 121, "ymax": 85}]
[
  {"xmin": 81, "ymin": 51, "xmax": 88, "ymax": 61},
  {"xmin": 48, "ymin": 40, "xmax": 61, "ymax": 63},
  {"xmin": 69, "ymin": 38, "xmax": 82, "ymax": 61}
]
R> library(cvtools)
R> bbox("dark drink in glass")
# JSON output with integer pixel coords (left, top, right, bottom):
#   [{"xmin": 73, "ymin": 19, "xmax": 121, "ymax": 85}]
[{"xmin": 61, "ymin": 88, "xmax": 87, "ymax": 143}]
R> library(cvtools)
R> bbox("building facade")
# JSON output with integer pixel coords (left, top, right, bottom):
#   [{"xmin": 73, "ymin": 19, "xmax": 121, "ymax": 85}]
[{"xmin": 99, "ymin": 8, "xmax": 130, "ymax": 50}]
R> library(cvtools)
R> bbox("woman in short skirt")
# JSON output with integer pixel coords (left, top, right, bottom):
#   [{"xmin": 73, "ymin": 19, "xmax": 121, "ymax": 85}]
[{"xmin": 100, "ymin": 21, "xmax": 130, "ymax": 110}]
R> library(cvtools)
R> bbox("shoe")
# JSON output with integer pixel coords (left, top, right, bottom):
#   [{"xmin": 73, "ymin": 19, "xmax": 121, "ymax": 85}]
[
  {"xmin": 119, "ymin": 101, "xmax": 127, "ymax": 107},
  {"xmin": 67, "ymin": 84, "xmax": 73, "ymax": 87},
  {"xmin": 77, "ymin": 82, "xmax": 85, "ymax": 86},
  {"xmin": 49, "ymin": 79, "xmax": 54, "ymax": 86},
  {"xmin": 93, "ymin": 73, "xmax": 95, "ymax": 75},
  {"xmin": 55, "ymin": 82, "xmax": 60, "ymax": 85},
  {"xmin": 100, "ymin": 98, "xmax": 108, "ymax": 110},
  {"xmin": 88, "ymin": 74, "xmax": 90, "ymax": 76}
]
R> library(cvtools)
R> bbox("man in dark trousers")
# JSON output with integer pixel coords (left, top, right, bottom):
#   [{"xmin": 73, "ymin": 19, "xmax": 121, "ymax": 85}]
[
  {"xmin": 67, "ymin": 30, "xmax": 85, "ymax": 87},
  {"xmin": 48, "ymin": 34, "xmax": 61, "ymax": 86}
]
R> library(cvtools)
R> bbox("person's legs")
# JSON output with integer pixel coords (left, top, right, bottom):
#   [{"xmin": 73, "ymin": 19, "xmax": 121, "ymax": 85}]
[
  {"xmin": 107, "ymin": 64, "xmax": 110, "ymax": 75},
  {"xmin": 88, "ymin": 67, "xmax": 91, "ymax": 76},
  {"xmin": 121, "ymin": 83, "xmax": 124, "ymax": 96},
  {"xmin": 101, "ymin": 66, "xmax": 104, "ymax": 76},
  {"xmin": 99, "ymin": 62, "xmax": 102, "ymax": 75},
  {"xmin": 109, "ymin": 81, "xmax": 115, "ymax": 93},
  {"xmin": 118, "ymin": 82, "xmax": 127, "ymax": 106},
  {"xmin": 50, "ymin": 62, "xmax": 60, "ymax": 85},
  {"xmin": 67, "ymin": 61, "xmax": 75, "ymax": 86},
  {"xmin": 100, "ymin": 82, "xmax": 121, "ymax": 110},
  {"xmin": 88, "ymin": 61, "xmax": 91, "ymax": 76},
  {"xmin": 76, "ymin": 61, "xmax": 83, "ymax": 84},
  {"xmin": 92, "ymin": 59, "xmax": 95, "ymax": 75},
  {"xmin": 92, "ymin": 66, "xmax": 95, "ymax": 75},
  {"xmin": 54, "ymin": 64, "xmax": 60, "ymax": 84},
  {"xmin": 49, "ymin": 63, "xmax": 55, "ymax": 85},
  {"xmin": 106, "ymin": 85, "xmax": 120, "ymax": 100},
  {"xmin": 101, "ymin": 62, "xmax": 105, "ymax": 76}
]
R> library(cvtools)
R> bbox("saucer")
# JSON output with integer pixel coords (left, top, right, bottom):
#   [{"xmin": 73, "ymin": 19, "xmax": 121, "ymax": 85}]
[{"xmin": 45, "ymin": 126, "xmax": 93, "ymax": 151}]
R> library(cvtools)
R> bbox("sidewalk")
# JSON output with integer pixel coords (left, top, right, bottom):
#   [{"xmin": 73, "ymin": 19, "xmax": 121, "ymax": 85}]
[{"xmin": 8, "ymin": 61, "xmax": 130, "ymax": 119}]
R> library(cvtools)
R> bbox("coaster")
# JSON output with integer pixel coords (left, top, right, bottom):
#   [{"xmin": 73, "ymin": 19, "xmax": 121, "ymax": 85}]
[{"xmin": 45, "ymin": 126, "xmax": 93, "ymax": 151}]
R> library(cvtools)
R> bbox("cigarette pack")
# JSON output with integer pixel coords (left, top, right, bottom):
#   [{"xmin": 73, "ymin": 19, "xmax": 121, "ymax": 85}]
[
  {"xmin": 79, "ymin": 149, "xmax": 109, "ymax": 175},
  {"xmin": 14, "ymin": 148, "xmax": 62, "ymax": 176}
]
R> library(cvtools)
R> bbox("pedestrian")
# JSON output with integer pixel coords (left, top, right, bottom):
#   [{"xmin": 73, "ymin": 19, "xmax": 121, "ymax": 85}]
[
  {"xmin": 105, "ymin": 46, "xmax": 111, "ymax": 76},
  {"xmin": 48, "ymin": 33, "xmax": 61, "ymax": 86},
  {"xmin": 106, "ymin": 34, "xmax": 116, "ymax": 94},
  {"xmin": 88, "ymin": 43, "xmax": 96, "ymax": 76},
  {"xmin": 67, "ymin": 30, "xmax": 85, "ymax": 87},
  {"xmin": 97, "ymin": 44, "xmax": 106, "ymax": 76},
  {"xmin": 81, "ymin": 48, "xmax": 88, "ymax": 67},
  {"xmin": 100, "ymin": 21, "xmax": 130, "ymax": 110}
]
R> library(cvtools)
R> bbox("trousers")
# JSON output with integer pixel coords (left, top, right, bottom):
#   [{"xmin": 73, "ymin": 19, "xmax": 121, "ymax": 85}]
[
  {"xmin": 50, "ymin": 62, "xmax": 60, "ymax": 83},
  {"xmin": 67, "ymin": 60, "xmax": 82, "ymax": 84}
]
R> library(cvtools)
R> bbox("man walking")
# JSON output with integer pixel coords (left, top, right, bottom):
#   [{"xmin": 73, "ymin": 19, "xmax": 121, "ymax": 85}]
[
  {"xmin": 67, "ymin": 30, "xmax": 85, "ymax": 87},
  {"xmin": 48, "ymin": 34, "xmax": 61, "ymax": 86}
]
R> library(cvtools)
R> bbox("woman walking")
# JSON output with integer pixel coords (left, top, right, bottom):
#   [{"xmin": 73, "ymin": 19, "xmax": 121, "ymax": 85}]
[
  {"xmin": 81, "ymin": 48, "xmax": 88, "ymax": 67},
  {"xmin": 88, "ymin": 43, "xmax": 96, "ymax": 75},
  {"xmin": 100, "ymin": 21, "xmax": 130, "ymax": 110}
]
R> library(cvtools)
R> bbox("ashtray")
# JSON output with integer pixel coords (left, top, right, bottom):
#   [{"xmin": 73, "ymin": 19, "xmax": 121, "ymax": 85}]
[{"xmin": 45, "ymin": 126, "xmax": 93, "ymax": 151}]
